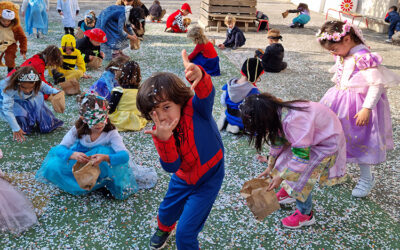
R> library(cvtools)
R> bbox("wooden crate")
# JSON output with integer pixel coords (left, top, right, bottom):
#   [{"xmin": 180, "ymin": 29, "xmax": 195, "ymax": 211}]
[{"xmin": 200, "ymin": 0, "xmax": 258, "ymax": 32}]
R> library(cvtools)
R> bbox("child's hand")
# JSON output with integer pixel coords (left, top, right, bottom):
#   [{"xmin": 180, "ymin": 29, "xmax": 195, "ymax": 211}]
[
  {"xmin": 144, "ymin": 111, "xmax": 179, "ymax": 141},
  {"xmin": 13, "ymin": 129, "xmax": 26, "ymax": 142},
  {"xmin": 267, "ymin": 175, "xmax": 283, "ymax": 191},
  {"xmin": 59, "ymin": 11, "xmax": 63, "ymax": 16},
  {"xmin": 354, "ymin": 108, "xmax": 371, "ymax": 126},
  {"xmin": 256, "ymin": 154, "xmax": 268, "ymax": 163},
  {"xmin": 82, "ymin": 74, "xmax": 92, "ymax": 79},
  {"xmin": 22, "ymin": 53, "xmax": 27, "ymax": 60},
  {"xmin": 70, "ymin": 152, "xmax": 90, "ymax": 163},
  {"xmin": 90, "ymin": 154, "xmax": 109, "ymax": 165},
  {"xmin": 257, "ymin": 165, "xmax": 273, "ymax": 178},
  {"xmin": 218, "ymin": 44, "xmax": 225, "ymax": 50},
  {"xmin": 181, "ymin": 49, "xmax": 202, "ymax": 90},
  {"xmin": 100, "ymin": 52, "xmax": 105, "ymax": 58}
]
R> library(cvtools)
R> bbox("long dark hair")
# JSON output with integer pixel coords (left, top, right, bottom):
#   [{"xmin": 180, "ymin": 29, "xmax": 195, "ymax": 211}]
[
  {"xmin": 129, "ymin": 7, "xmax": 145, "ymax": 28},
  {"xmin": 5, "ymin": 66, "xmax": 41, "ymax": 95},
  {"xmin": 75, "ymin": 94, "xmax": 116, "ymax": 138},
  {"xmin": 119, "ymin": 61, "xmax": 141, "ymax": 88},
  {"xmin": 240, "ymin": 93, "xmax": 308, "ymax": 152}
]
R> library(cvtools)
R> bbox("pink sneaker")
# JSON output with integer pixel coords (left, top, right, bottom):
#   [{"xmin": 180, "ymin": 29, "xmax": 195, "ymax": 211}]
[
  {"xmin": 276, "ymin": 188, "xmax": 296, "ymax": 204},
  {"xmin": 281, "ymin": 209, "xmax": 315, "ymax": 229}
]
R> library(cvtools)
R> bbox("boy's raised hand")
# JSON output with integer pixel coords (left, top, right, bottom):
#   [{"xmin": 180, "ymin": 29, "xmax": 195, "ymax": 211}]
[
  {"xmin": 144, "ymin": 111, "xmax": 179, "ymax": 141},
  {"xmin": 181, "ymin": 49, "xmax": 202, "ymax": 90}
]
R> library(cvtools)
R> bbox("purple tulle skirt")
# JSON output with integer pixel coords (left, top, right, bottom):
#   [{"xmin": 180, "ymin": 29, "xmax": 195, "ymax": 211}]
[{"xmin": 320, "ymin": 87, "xmax": 393, "ymax": 165}]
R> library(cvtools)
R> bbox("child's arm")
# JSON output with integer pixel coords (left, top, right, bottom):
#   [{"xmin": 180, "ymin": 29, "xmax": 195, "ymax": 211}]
[
  {"xmin": 182, "ymin": 50, "xmax": 215, "ymax": 120},
  {"xmin": 91, "ymin": 130, "xmax": 129, "ymax": 166},
  {"xmin": 188, "ymin": 44, "xmax": 204, "ymax": 61},
  {"xmin": 145, "ymin": 112, "xmax": 181, "ymax": 173},
  {"xmin": 223, "ymin": 30, "xmax": 235, "ymax": 46},
  {"xmin": 109, "ymin": 87, "xmax": 123, "ymax": 114},
  {"xmin": 40, "ymin": 82, "xmax": 61, "ymax": 95},
  {"xmin": 175, "ymin": 14, "xmax": 186, "ymax": 32},
  {"xmin": 57, "ymin": 0, "xmax": 63, "ymax": 15},
  {"xmin": 13, "ymin": 25, "xmax": 27, "ymax": 60},
  {"xmin": 354, "ymin": 85, "xmax": 384, "ymax": 126},
  {"xmin": 1, "ymin": 89, "xmax": 23, "ymax": 134},
  {"xmin": 76, "ymin": 51, "xmax": 86, "ymax": 74}
]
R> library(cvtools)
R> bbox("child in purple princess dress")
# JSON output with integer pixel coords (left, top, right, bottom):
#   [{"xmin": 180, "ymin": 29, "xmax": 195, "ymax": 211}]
[
  {"xmin": 317, "ymin": 20, "xmax": 400, "ymax": 198},
  {"xmin": 240, "ymin": 93, "xmax": 347, "ymax": 229}
]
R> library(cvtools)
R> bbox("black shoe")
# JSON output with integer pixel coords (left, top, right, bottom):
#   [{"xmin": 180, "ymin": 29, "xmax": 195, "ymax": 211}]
[
  {"xmin": 150, "ymin": 228, "xmax": 171, "ymax": 249},
  {"xmin": 232, "ymin": 45, "xmax": 238, "ymax": 50},
  {"xmin": 299, "ymin": 24, "xmax": 304, "ymax": 28},
  {"xmin": 290, "ymin": 22, "xmax": 300, "ymax": 28}
]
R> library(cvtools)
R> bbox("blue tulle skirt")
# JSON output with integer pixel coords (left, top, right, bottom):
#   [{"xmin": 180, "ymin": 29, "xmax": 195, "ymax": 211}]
[
  {"xmin": 36, "ymin": 144, "xmax": 139, "ymax": 200},
  {"xmin": 25, "ymin": 0, "xmax": 48, "ymax": 35},
  {"xmin": 191, "ymin": 54, "xmax": 221, "ymax": 76},
  {"xmin": 14, "ymin": 92, "xmax": 63, "ymax": 134}
]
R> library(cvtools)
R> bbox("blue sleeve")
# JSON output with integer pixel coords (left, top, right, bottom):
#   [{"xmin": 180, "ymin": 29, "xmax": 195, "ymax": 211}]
[
  {"xmin": 1, "ymin": 90, "xmax": 21, "ymax": 132},
  {"xmin": 54, "ymin": 145, "xmax": 74, "ymax": 161},
  {"xmin": 118, "ymin": 14, "xmax": 130, "ymax": 38},
  {"xmin": 191, "ymin": 67, "xmax": 215, "ymax": 120},
  {"xmin": 109, "ymin": 150, "xmax": 129, "ymax": 165},
  {"xmin": 160, "ymin": 156, "xmax": 181, "ymax": 173},
  {"xmin": 40, "ymin": 82, "xmax": 60, "ymax": 95}
]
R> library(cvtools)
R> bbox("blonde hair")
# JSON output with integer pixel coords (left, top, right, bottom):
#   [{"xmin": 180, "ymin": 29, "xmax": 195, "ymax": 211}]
[
  {"xmin": 224, "ymin": 15, "xmax": 236, "ymax": 26},
  {"xmin": 187, "ymin": 26, "xmax": 208, "ymax": 44}
]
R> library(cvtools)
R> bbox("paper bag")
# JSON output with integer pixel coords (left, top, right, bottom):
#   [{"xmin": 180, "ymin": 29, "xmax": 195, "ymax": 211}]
[
  {"xmin": 130, "ymin": 38, "xmax": 140, "ymax": 50},
  {"xmin": 48, "ymin": 91, "xmax": 65, "ymax": 113},
  {"xmin": 87, "ymin": 57, "xmax": 103, "ymax": 70},
  {"xmin": 282, "ymin": 11, "xmax": 289, "ymax": 18},
  {"xmin": 59, "ymin": 79, "xmax": 80, "ymax": 95},
  {"xmin": 72, "ymin": 161, "xmax": 100, "ymax": 191},
  {"xmin": 240, "ymin": 178, "xmax": 280, "ymax": 221}
]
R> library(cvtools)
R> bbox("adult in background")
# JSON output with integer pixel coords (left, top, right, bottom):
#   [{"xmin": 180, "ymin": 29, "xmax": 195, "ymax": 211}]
[
  {"xmin": 116, "ymin": 0, "xmax": 148, "ymax": 39},
  {"xmin": 96, "ymin": 5, "xmax": 144, "ymax": 60}
]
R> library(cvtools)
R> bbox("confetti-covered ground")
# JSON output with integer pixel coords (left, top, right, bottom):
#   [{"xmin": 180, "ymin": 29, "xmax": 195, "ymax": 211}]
[{"xmin": 1, "ymin": 0, "xmax": 400, "ymax": 248}]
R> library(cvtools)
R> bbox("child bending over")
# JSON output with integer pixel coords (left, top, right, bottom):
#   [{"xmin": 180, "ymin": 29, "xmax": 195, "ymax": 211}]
[
  {"xmin": 217, "ymin": 58, "xmax": 263, "ymax": 134},
  {"xmin": 255, "ymin": 29, "xmax": 287, "ymax": 73},
  {"xmin": 218, "ymin": 15, "xmax": 246, "ymax": 50},
  {"xmin": 0, "ymin": 66, "xmax": 64, "ymax": 142},
  {"xmin": 187, "ymin": 26, "xmax": 220, "ymax": 76},
  {"xmin": 108, "ymin": 61, "xmax": 147, "ymax": 131},
  {"xmin": 384, "ymin": 5, "xmax": 400, "ymax": 43},
  {"xmin": 137, "ymin": 50, "xmax": 224, "ymax": 249},
  {"xmin": 149, "ymin": 0, "xmax": 166, "ymax": 23},
  {"xmin": 165, "ymin": 3, "xmax": 191, "ymax": 33},
  {"xmin": 284, "ymin": 3, "xmax": 310, "ymax": 28},
  {"xmin": 76, "ymin": 10, "xmax": 97, "ymax": 39},
  {"xmin": 240, "ymin": 93, "xmax": 347, "ymax": 229}
]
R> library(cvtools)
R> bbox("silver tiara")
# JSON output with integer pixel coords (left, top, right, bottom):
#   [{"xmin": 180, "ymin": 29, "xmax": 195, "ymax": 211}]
[{"xmin": 18, "ymin": 70, "xmax": 40, "ymax": 82}]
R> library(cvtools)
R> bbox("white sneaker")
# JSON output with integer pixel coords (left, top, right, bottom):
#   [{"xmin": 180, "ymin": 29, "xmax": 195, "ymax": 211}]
[
  {"xmin": 352, "ymin": 176, "xmax": 375, "ymax": 198},
  {"xmin": 385, "ymin": 39, "xmax": 392, "ymax": 43},
  {"xmin": 226, "ymin": 124, "xmax": 240, "ymax": 134},
  {"xmin": 216, "ymin": 113, "xmax": 226, "ymax": 131}
]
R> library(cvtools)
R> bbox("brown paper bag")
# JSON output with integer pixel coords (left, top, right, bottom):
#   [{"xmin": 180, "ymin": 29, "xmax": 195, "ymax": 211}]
[
  {"xmin": 48, "ymin": 91, "xmax": 65, "ymax": 113},
  {"xmin": 75, "ymin": 28, "xmax": 84, "ymax": 40},
  {"xmin": 59, "ymin": 79, "xmax": 80, "ymax": 95},
  {"xmin": 130, "ymin": 38, "xmax": 140, "ymax": 50},
  {"xmin": 87, "ymin": 57, "xmax": 103, "ymax": 70},
  {"xmin": 72, "ymin": 161, "xmax": 100, "ymax": 191},
  {"xmin": 240, "ymin": 178, "xmax": 280, "ymax": 221},
  {"xmin": 282, "ymin": 11, "xmax": 289, "ymax": 18}
]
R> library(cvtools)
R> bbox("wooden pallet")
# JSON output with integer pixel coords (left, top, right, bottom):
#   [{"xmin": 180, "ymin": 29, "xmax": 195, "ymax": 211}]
[{"xmin": 199, "ymin": 0, "xmax": 258, "ymax": 32}]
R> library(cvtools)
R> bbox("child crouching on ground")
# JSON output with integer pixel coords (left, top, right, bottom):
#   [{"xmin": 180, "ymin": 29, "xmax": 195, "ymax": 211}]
[
  {"xmin": 108, "ymin": 61, "xmax": 147, "ymax": 131},
  {"xmin": 255, "ymin": 29, "xmax": 287, "ymax": 73},
  {"xmin": 218, "ymin": 15, "xmax": 246, "ymax": 50},
  {"xmin": 53, "ymin": 34, "xmax": 89, "ymax": 95},
  {"xmin": 240, "ymin": 93, "xmax": 347, "ymax": 229},
  {"xmin": 76, "ymin": 28, "xmax": 107, "ymax": 70},
  {"xmin": 217, "ymin": 58, "xmax": 263, "ymax": 134},
  {"xmin": 0, "ymin": 66, "xmax": 64, "ymax": 142},
  {"xmin": 284, "ymin": 3, "xmax": 310, "ymax": 28},
  {"xmin": 149, "ymin": 0, "xmax": 166, "ymax": 23},
  {"xmin": 36, "ymin": 93, "xmax": 141, "ymax": 199},
  {"xmin": 137, "ymin": 50, "xmax": 224, "ymax": 249},
  {"xmin": 76, "ymin": 10, "xmax": 97, "ymax": 39},
  {"xmin": 165, "ymin": 3, "xmax": 191, "ymax": 33},
  {"xmin": 187, "ymin": 26, "xmax": 220, "ymax": 76},
  {"xmin": 89, "ymin": 56, "xmax": 129, "ymax": 101}
]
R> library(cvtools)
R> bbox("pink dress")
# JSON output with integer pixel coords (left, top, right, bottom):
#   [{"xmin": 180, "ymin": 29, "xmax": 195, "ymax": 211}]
[
  {"xmin": 270, "ymin": 102, "xmax": 347, "ymax": 202},
  {"xmin": 0, "ymin": 171, "xmax": 38, "ymax": 234},
  {"xmin": 320, "ymin": 44, "xmax": 400, "ymax": 165}
]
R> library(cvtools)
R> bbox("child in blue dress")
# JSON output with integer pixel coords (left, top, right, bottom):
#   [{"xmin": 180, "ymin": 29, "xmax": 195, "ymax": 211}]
[
  {"xmin": 57, "ymin": 0, "xmax": 79, "ymax": 35},
  {"xmin": 0, "ymin": 66, "xmax": 63, "ymax": 142},
  {"xmin": 21, "ymin": 0, "xmax": 49, "ymax": 38},
  {"xmin": 36, "ymin": 93, "xmax": 141, "ymax": 200},
  {"xmin": 89, "ymin": 56, "xmax": 129, "ymax": 101}
]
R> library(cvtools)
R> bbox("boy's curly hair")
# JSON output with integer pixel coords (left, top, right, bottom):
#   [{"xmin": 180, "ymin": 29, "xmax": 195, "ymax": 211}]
[{"xmin": 38, "ymin": 45, "xmax": 63, "ymax": 68}]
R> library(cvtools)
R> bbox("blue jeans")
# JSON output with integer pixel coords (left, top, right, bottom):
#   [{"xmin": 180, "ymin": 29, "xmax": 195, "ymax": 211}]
[{"xmin": 296, "ymin": 192, "xmax": 312, "ymax": 215}]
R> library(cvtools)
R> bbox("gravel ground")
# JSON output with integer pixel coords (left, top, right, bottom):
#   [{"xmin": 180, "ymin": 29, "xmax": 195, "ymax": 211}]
[{"xmin": 1, "ymin": 0, "xmax": 399, "ymax": 248}]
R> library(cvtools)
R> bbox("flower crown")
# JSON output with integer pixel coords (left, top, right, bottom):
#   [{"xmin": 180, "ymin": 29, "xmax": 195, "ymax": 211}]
[
  {"xmin": 18, "ymin": 70, "xmax": 40, "ymax": 82},
  {"xmin": 316, "ymin": 20, "xmax": 352, "ymax": 42}
]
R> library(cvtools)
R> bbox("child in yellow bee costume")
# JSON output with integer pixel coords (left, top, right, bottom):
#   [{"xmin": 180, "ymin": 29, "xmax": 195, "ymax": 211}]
[{"xmin": 54, "ymin": 34, "xmax": 86, "ymax": 95}]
